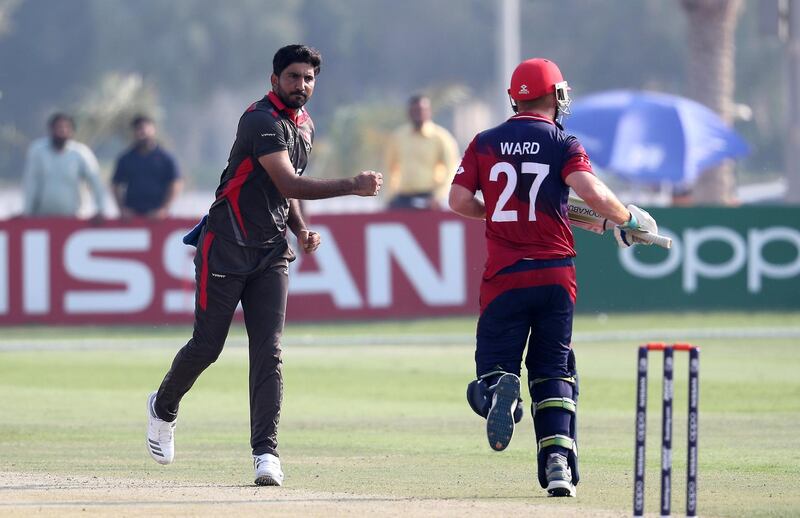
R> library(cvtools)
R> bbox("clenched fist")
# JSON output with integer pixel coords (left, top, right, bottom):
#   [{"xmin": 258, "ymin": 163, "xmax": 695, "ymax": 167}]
[
  {"xmin": 298, "ymin": 229, "xmax": 321, "ymax": 254},
  {"xmin": 353, "ymin": 171, "xmax": 383, "ymax": 197}
]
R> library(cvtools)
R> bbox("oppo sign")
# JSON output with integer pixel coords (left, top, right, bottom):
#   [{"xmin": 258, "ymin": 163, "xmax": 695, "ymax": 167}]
[{"xmin": 619, "ymin": 226, "xmax": 800, "ymax": 292}]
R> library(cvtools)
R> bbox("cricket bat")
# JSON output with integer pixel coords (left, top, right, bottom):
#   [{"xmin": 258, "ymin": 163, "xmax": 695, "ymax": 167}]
[{"xmin": 567, "ymin": 196, "xmax": 672, "ymax": 249}]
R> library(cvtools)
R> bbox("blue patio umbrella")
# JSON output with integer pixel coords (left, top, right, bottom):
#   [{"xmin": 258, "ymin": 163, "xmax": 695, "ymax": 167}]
[{"xmin": 566, "ymin": 90, "xmax": 749, "ymax": 185}]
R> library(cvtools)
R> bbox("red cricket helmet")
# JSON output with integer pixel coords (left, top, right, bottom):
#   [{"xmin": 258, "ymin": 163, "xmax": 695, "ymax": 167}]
[{"xmin": 508, "ymin": 58, "xmax": 571, "ymax": 115}]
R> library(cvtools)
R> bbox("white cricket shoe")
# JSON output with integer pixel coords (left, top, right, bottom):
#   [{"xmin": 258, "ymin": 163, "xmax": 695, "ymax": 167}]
[
  {"xmin": 254, "ymin": 453, "xmax": 284, "ymax": 486},
  {"xmin": 146, "ymin": 391, "xmax": 176, "ymax": 465},
  {"xmin": 546, "ymin": 452, "xmax": 576, "ymax": 497}
]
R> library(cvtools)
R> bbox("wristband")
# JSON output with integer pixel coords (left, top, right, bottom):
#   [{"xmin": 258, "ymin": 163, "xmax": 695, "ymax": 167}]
[{"xmin": 619, "ymin": 211, "xmax": 639, "ymax": 230}]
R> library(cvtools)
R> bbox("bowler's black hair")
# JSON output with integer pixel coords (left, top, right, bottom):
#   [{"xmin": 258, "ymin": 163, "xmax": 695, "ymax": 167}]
[
  {"xmin": 408, "ymin": 94, "xmax": 430, "ymax": 105},
  {"xmin": 273, "ymin": 44, "xmax": 322, "ymax": 77},
  {"xmin": 48, "ymin": 112, "xmax": 75, "ymax": 129}
]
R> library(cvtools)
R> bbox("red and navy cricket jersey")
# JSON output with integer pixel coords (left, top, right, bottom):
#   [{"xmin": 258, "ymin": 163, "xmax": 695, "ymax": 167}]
[
  {"xmin": 452, "ymin": 112, "xmax": 593, "ymax": 279},
  {"xmin": 208, "ymin": 91, "xmax": 315, "ymax": 248}
]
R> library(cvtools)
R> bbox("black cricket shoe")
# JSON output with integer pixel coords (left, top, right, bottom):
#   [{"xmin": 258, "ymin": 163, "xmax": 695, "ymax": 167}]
[{"xmin": 486, "ymin": 373, "xmax": 520, "ymax": 451}]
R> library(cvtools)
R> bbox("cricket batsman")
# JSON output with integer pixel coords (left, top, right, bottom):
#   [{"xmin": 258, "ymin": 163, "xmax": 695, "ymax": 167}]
[
  {"xmin": 145, "ymin": 45, "xmax": 382, "ymax": 486},
  {"xmin": 448, "ymin": 58, "xmax": 658, "ymax": 497}
]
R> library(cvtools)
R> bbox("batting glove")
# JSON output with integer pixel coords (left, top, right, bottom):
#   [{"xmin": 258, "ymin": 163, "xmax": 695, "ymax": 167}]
[{"xmin": 614, "ymin": 204, "xmax": 658, "ymax": 248}]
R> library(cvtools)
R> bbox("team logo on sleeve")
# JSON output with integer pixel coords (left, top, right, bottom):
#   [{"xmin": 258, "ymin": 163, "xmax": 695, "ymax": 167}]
[{"xmin": 456, "ymin": 166, "xmax": 465, "ymax": 175}]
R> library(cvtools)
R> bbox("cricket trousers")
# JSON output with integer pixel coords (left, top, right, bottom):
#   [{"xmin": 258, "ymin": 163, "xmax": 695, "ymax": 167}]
[
  {"xmin": 153, "ymin": 228, "xmax": 293, "ymax": 457},
  {"xmin": 475, "ymin": 257, "xmax": 581, "ymax": 486},
  {"xmin": 475, "ymin": 257, "xmax": 577, "ymax": 380}
]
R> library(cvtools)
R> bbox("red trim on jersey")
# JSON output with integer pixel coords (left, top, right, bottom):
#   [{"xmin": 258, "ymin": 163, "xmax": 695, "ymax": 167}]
[
  {"xmin": 267, "ymin": 91, "xmax": 310, "ymax": 126},
  {"xmin": 562, "ymin": 154, "xmax": 593, "ymax": 180},
  {"xmin": 199, "ymin": 231, "xmax": 216, "ymax": 311},
  {"xmin": 245, "ymin": 102, "xmax": 257, "ymax": 112},
  {"xmin": 217, "ymin": 157, "xmax": 254, "ymax": 238},
  {"xmin": 510, "ymin": 112, "xmax": 555, "ymax": 125},
  {"xmin": 479, "ymin": 264, "xmax": 577, "ymax": 313}
]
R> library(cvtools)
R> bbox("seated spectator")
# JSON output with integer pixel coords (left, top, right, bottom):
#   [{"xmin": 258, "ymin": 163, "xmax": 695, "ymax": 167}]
[
  {"xmin": 386, "ymin": 95, "xmax": 459, "ymax": 210},
  {"xmin": 113, "ymin": 115, "xmax": 182, "ymax": 220},
  {"xmin": 22, "ymin": 113, "xmax": 106, "ymax": 218}
]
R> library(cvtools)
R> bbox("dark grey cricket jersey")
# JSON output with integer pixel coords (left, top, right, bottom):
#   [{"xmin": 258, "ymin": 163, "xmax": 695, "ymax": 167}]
[{"xmin": 208, "ymin": 91, "xmax": 314, "ymax": 248}]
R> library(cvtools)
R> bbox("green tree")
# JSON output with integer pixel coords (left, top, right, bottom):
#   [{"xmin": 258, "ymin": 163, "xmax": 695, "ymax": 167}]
[{"xmin": 0, "ymin": 0, "xmax": 787, "ymax": 195}]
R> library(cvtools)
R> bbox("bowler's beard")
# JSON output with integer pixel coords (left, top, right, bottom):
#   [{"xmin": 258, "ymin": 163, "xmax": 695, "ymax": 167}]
[
  {"xmin": 51, "ymin": 137, "xmax": 67, "ymax": 150},
  {"xmin": 276, "ymin": 87, "xmax": 308, "ymax": 109}
]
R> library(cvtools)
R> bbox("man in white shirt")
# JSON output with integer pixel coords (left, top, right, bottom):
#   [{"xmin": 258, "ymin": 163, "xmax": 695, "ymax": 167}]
[{"xmin": 22, "ymin": 113, "xmax": 106, "ymax": 218}]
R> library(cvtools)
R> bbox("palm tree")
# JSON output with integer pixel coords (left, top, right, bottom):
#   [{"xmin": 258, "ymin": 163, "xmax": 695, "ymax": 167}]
[{"xmin": 680, "ymin": 0, "xmax": 743, "ymax": 205}]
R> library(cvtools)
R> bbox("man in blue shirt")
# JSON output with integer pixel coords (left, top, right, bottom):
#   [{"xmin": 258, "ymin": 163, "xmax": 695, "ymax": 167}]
[{"xmin": 113, "ymin": 115, "xmax": 182, "ymax": 219}]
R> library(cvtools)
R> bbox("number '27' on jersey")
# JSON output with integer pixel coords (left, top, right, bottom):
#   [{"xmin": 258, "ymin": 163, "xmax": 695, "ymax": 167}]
[{"xmin": 452, "ymin": 112, "xmax": 593, "ymax": 278}]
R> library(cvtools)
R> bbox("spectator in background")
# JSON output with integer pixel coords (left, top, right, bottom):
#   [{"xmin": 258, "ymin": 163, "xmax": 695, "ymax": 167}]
[
  {"xmin": 22, "ymin": 113, "xmax": 106, "ymax": 218},
  {"xmin": 113, "ymin": 115, "xmax": 182, "ymax": 220},
  {"xmin": 386, "ymin": 95, "xmax": 459, "ymax": 209}
]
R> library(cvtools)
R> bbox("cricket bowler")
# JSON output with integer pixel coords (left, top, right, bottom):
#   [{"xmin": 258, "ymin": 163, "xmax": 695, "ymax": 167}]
[
  {"xmin": 145, "ymin": 45, "xmax": 382, "ymax": 486},
  {"xmin": 449, "ymin": 58, "xmax": 658, "ymax": 497}
]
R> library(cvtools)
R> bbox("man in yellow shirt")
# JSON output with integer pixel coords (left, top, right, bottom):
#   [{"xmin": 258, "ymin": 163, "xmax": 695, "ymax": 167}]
[{"xmin": 386, "ymin": 95, "xmax": 459, "ymax": 209}]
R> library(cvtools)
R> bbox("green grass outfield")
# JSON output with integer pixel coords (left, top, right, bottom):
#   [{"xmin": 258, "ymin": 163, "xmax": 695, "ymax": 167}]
[{"xmin": 1, "ymin": 312, "xmax": 799, "ymax": 516}]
